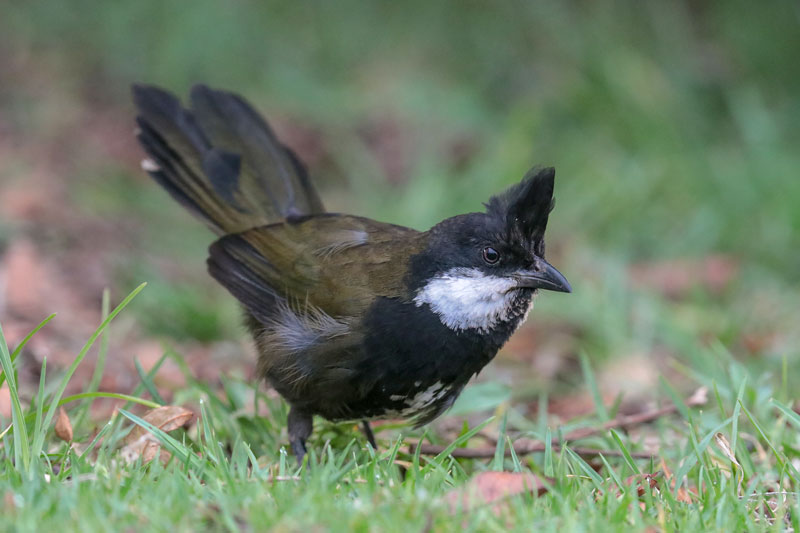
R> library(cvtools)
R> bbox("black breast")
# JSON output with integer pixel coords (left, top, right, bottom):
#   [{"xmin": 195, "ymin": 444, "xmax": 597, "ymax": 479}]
[{"xmin": 318, "ymin": 291, "xmax": 532, "ymax": 423}]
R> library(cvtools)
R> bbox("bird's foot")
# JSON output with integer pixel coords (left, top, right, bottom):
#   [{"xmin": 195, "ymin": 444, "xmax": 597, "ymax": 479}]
[{"xmin": 361, "ymin": 420, "xmax": 377, "ymax": 450}]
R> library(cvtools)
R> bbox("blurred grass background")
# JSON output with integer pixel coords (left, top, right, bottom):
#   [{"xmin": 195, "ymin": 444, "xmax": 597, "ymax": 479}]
[
  {"xmin": 2, "ymin": 2, "xmax": 800, "ymax": 529},
  {"xmin": 1, "ymin": 0, "xmax": 799, "ymax": 399}
]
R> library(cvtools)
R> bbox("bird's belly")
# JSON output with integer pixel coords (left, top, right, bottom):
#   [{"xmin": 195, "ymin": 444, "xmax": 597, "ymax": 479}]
[
  {"xmin": 262, "ymin": 293, "xmax": 527, "ymax": 424},
  {"xmin": 332, "ymin": 380, "xmax": 464, "ymax": 425},
  {"xmin": 312, "ymin": 295, "xmax": 528, "ymax": 423}
]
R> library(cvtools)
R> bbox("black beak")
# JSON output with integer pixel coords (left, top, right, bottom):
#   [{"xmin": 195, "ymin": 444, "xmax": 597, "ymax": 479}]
[{"xmin": 514, "ymin": 260, "xmax": 572, "ymax": 293}]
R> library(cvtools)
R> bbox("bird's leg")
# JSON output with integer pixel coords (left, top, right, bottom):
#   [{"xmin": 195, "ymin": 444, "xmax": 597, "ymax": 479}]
[
  {"xmin": 287, "ymin": 407, "xmax": 313, "ymax": 466},
  {"xmin": 361, "ymin": 420, "xmax": 377, "ymax": 450}
]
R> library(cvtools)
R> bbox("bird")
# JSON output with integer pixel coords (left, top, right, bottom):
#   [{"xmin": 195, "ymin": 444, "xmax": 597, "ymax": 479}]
[{"xmin": 132, "ymin": 84, "xmax": 571, "ymax": 464}]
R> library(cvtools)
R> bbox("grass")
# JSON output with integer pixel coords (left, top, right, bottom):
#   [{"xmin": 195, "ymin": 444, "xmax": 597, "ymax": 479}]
[
  {"xmin": 1, "ymin": 284, "xmax": 799, "ymax": 531},
  {"xmin": 2, "ymin": 0, "xmax": 799, "ymax": 530}
]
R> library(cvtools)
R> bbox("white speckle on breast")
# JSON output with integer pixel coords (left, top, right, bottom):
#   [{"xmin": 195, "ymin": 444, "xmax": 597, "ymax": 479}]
[
  {"xmin": 383, "ymin": 381, "xmax": 452, "ymax": 418},
  {"xmin": 413, "ymin": 267, "xmax": 524, "ymax": 332},
  {"xmin": 404, "ymin": 381, "xmax": 447, "ymax": 410}
]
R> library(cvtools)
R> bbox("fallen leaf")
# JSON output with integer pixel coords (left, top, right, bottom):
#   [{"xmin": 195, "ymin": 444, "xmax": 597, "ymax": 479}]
[
  {"xmin": 123, "ymin": 405, "xmax": 194, "ymax": 445},
  {"xmin": 54, "ymin": 407, "xmax": 73, "ymax": 442},
  {"xmin": 141, "ymin": 439, "xmax": 162, "ymax": 463},
  {"xmin": 714, "ymin": 432, "xmax": 740, "ymax": 468},
  {"xmin": 446, "ymin": 471, "xmax": 550, "ymax": 514},
  {"xmin": 120, "ymin": 405, "xmax": 193, "ymax": 464}
]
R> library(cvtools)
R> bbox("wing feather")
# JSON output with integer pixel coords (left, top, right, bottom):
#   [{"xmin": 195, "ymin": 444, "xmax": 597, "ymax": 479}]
[{"xmin": 207, "ymin": 214, "xmax": 423, "ymax": 320}]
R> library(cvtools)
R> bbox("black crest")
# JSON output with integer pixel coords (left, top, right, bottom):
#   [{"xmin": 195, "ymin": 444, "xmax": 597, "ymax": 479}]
[{"xmin": 485, "ymin": 167, "xmax": 555, "ymax": 257}]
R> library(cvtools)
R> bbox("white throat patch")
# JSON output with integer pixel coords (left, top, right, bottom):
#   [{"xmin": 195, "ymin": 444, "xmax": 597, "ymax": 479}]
[{"xmin": 413, "ymin": 267, "xmax": 527, "ymax": 332}]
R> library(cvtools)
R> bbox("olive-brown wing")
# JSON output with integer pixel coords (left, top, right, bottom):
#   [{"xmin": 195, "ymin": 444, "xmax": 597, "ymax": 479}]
[{"xmin": 207, "ymin": 214, "xmax": 424, "ymax": 322}]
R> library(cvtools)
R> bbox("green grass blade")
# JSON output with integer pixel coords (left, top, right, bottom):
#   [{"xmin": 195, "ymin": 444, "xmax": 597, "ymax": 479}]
[
  {"xmin": 711, "ymin": 381, "xmax": 726, "ymax": 416},
  {"xmin": 60, "ymin": 391, "xmax": 161, "ymax": 409},
  {"xmin": 507, "ymin": 436, "xmax": 522, "ymax": 472},
  {"xmin": 3, "ymin": 392, "xmax": 162, "ymax": 434},
  {"xmin": 78, "ymin": 419, "xmax": 116, "ymax": 461},
  {"xmin": 74, "ymin": 289, "xmax": 111, "ymax": 428},
  {"xmin": 740, "ymin": 401, "xmax": 799, "ymax": 483},
  {"xmin": 730, "ymin": 378, "xmax": 746, "ymax": 459},
  {"xmin": 610, "ymin": 428, "xmax": 641, "ymax": 475},
  {"xmin": 599, "ymin": 453, "xmax": 624, "ymax": 492},
  {"xmin": 536, "ymin": 392, "xmax": 548, "ymax": 436},
  {"xmin": 100, "ymin": 351, "xmax": 169, "ymax": 454},
  {"xmin": 32, "ymin": 358, "xmax": 47, "ymax": 455},
  {"xmin": 492, "ymin": 411, "xmax": 507, "ymax": 470},
  {"xmin": 772, "ymin": 399, "xmax": 800, "ymax": 430},
  {"xmin": 564, "ymin": 446, "xmax": 604, "ymax": 489},
  {"xmin": 0, "ymin": 313, "xmax": 56, "ymax": 390},
  {"xmin": 0, "ymin": 321, "xmax": 30, "ymax": 471},
  {"xmin": 31, "ymin": 282, "xmax": 146, "ymax": 462},
  {"xmin": 199, "ymin": 399, "xmax": 220, "ymax": 466},
  {"xmin": 780, "ymin": 354, "xmax": 788, "ymax": 403},
  {"xmin": 134, "ymin": 356, "xmax": 165, "ymax": 405},
  {"xmin": 673, "ymin": 417, "xmax": 732, "ymax": 498},
  {"xmin": 422, "ymin": 417, "xmax": 493, "ymax": 474},
  {"xmin": 580, "ymin": 351, "xmax": 608, "ymax": 421}
]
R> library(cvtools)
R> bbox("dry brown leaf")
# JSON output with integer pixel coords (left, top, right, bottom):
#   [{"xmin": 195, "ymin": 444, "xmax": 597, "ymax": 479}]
[
  {"xmin": 54, "ymin": 407, "xmax": 73, "ymax": 442},
  {"xmin": 446, "ymin": 471, "xmax": 550, "ymax": 514},
  {"xmin": 121, "ymin": 434, "xmax": 167, "ymax": 464},
  {"xmin": 141, "ymin": 439, "xmax": 162, "ymax": 463},
  {"xmin": 714, "ymin": 432, "xmax": 740, "ymax": 468},
  {"xmin": 120, "ymin": 405, "xmax": 194, "ymax": 464},
  {"xmin": 123, "ymin": 405, "xmax": 194, "ymax": 445}
]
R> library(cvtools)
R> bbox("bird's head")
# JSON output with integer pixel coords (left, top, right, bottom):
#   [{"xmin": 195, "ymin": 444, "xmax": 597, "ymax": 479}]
[{"xmin": 410, "ymin": 167, "xmax": 570, "ymax": 333}]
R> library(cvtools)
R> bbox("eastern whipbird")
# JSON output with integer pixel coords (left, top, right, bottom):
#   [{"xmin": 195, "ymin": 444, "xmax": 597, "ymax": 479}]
[{"xmin": 132, "ymin": 84, "xmax": 571, "ymax": 463}]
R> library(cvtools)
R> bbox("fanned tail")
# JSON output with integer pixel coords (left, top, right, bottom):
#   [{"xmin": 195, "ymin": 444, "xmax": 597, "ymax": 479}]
[{"xmin": 132, "ymin": 84, "xmax": 324, "ymax": 234}]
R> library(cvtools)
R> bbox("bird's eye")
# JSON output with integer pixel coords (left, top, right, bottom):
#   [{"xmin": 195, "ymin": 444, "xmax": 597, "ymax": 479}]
[{"xmin": 482, "ymin": 247, "xmax": 500, "ymax": 264}]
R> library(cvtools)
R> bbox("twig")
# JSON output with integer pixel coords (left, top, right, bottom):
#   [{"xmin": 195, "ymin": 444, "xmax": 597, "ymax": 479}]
[
  {"xmin": 559, "ymin": 386, "xmax": 707, "ymax": 442},
  {"xmin": 409, "ymin": 442, "xmax": 654, "ymax": 459},
  {"xmin": 409, "ymin": 387, "xmax": 708, "ymax": 459}
]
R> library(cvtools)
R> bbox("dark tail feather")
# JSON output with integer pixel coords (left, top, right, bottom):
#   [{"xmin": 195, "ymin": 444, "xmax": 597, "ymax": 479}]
[{"xmin": 132, "ymin": 84, "xmax": 324, "ymax": 234}]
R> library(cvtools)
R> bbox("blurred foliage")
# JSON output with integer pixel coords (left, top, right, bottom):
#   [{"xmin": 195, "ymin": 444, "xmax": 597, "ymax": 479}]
[
  {"xmin": 3, "ymin": 1, "xmax": 799, "ymax": 259},
  {"xmin": 2, "ymin": 5, "xmax": 800, "ymax": 528},
  {"xmin": 1, "ymin": 1, "xmax": 798, "ymax": 343}
]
